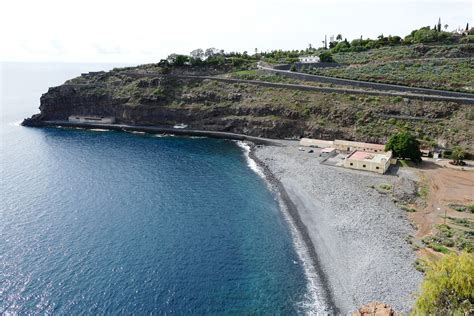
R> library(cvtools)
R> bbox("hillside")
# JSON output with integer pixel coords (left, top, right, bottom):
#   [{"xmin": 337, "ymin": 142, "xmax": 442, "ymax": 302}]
[
  {"xmin": 307, "ymin": 44, "xmax": 473, "ymax": 92},
  {"xmin": 23, "ymin": 26, "xmax": 474, "ymax": 152},
  {"xmin": 23, "ymin": 63, "xmax": 473, "ymax": 151}
]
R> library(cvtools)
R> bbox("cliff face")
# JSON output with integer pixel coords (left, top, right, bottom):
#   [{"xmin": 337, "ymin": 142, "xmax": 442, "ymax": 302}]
[{"xmin": 24, "ymin": 67, "xmax": 473, "ymax": 149}]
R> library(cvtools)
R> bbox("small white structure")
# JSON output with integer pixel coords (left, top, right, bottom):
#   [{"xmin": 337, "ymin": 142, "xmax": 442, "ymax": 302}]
[
  {"xmin": 344, "ymin": 151, "xmax": 392, "ymax": 174},
  {"xmin": 299, "ymin": 56, "xmax": 320, "ymax": 63},
  {"xmin": 320, "ymin": 147, "xmax": 336, "ymax": 157},
  {"xmin": 300, "ymin": 138, "xmax": 334, "ymax": 148},
  {"xmin": 68, "ymin": 115, "xmax": 115, "ymax": 124}
]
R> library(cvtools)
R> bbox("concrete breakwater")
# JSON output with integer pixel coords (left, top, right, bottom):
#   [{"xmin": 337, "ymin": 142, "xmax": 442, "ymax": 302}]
[{"xmin": 22, "ymin": 120, "xmax": 285, "ymax": 146}]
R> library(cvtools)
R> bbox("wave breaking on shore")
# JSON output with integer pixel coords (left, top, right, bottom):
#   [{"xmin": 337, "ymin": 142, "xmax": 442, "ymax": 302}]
[{"xmin": 236, "ymin": 141, "xmax": 331, "ymax": 315}]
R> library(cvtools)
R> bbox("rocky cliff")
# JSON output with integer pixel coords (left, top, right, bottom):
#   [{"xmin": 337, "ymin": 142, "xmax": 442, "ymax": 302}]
[{"xmin": 23, "ymin": 66, "xmax": 473, "ymax": 149}]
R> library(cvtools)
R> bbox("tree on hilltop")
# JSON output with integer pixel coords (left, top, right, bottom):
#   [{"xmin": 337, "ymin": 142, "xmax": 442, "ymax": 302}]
[{"xmin": 190, "ymin": 49, "xmax": 204, "ymax": 60}]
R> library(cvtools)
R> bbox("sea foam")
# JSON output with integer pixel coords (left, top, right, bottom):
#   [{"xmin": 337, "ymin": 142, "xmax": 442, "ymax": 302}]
[
  {"xmin": 235, "ymin": 141, "xmax": 265, "ymax": 178},
  {"xmin": 236, "ymin": 140, "xmax": 330, "ymax": 315}
]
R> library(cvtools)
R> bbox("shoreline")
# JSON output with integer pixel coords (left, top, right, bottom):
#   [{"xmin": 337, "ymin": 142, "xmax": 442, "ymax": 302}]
[
  {"xmin": 247, "ymin": 144, "xmax": 338, "ymax": 314},
  {"xmin": 251, "ymin": 144, "xmax": 423, "ymax": 314},
  {"xmin": 23, "ymin": 120, "xmax": 335, "ymax": 312},
  {"xmin": 23, "ymin": 121, "xmax": 422, "ymax": 313}
]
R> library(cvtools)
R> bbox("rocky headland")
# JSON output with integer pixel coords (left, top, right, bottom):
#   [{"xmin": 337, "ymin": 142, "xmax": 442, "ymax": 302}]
[{"xmin": 23, "ymin": 64, "xmax": 473, "ymax": 151}]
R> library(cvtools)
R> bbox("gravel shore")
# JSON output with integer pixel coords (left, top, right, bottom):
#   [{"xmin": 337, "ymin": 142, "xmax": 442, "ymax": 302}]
[{"xmin": 253, "ymin": 144, "xmax": 422, "ymax": 314}]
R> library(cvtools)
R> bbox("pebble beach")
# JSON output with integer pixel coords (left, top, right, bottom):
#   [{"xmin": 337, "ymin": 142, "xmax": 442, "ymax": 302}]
[{"xmin": 253, "ymin": 144, "xmax": 423, "ymax": 314}]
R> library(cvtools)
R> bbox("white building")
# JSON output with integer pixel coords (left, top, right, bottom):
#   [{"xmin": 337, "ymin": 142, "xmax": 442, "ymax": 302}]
[
  {"xmin": 299, "ymin": 56, "xmax": 320, "ymax": 63},
  {"xmin": 333, "ymin": 140, "xmax": 385, "ymax": 153},
  {"xmin": 68, "ymin": 115, "xmax": 115, "ymax": 124},
  {"xmin": 344, "ymin": 151, "xmax": 393, "ymax": 174},
  {"xmin": 299, "ymin": 138, "xmax": 334, "ymax": 148}
]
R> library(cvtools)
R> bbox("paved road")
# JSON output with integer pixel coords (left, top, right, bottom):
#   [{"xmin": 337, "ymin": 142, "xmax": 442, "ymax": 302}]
[
  {"xmin": 173, "ymin": 74, "xmax": 474, "ymax": 104},
  {"xmin": 257, "ymin": 64, "xmax": 474, "ymax": 101},
  {"xmin": 61, "ymin": 70, "xmax": 474, "ymax": 104}
]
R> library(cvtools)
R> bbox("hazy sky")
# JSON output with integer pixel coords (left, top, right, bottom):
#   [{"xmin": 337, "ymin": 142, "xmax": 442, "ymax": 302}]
[{"xmin": 1, "ymin": 0, "xmax": 472, "ymax": 63}]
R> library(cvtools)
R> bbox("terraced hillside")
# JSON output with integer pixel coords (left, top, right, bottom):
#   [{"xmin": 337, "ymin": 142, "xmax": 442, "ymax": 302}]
[{"xmin": 305, "ymin": 44, "xmax": 474, "ymax": 92}]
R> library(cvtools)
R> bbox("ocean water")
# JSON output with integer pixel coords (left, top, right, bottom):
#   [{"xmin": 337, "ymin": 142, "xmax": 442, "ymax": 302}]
[{"xmin": 0, "ymin": 63, "xmax": 312, "ymax": 314}]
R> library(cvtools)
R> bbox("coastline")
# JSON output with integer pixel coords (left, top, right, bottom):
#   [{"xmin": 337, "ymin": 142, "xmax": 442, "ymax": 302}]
[
  {"xmin": 24, "ymin": 120, "xmax": 336, "ymax": 312},
  {"xmin": 23, "ymin": 121, "xmax": 422, "ymax": 313},
  {"xmin": 251, "ymin": 144, "xmax": 423, "ymax": 314},
  {"xmin": 247, "ymin": 143, "xmax": 338, "ymax": 314}
]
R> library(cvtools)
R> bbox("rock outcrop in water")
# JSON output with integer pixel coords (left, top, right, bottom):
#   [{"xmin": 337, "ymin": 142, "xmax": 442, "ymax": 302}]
[{"xmin": 23, "ymin": 65, "xmax": 473, "ymax": 149}]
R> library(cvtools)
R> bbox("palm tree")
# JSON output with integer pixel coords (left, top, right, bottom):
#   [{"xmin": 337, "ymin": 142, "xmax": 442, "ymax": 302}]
[
  {"xmin": 444, "ymin": 24, "xmax": 449, "ymax": 31},
  {"xmin": 451, "ymin": 147, "xmax": 465, "ymax": 165}
]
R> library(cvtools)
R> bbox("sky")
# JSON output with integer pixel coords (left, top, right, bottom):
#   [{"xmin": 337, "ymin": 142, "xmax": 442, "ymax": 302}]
[{"xmin": 0, "ymin": 0, "xmax": 472, "ymax": 64}]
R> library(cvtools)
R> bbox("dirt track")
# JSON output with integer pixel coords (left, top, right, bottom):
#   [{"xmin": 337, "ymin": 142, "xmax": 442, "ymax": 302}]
[{"xmin": 411, "ymin": 161, "xmax": 474, "ymax": 238}]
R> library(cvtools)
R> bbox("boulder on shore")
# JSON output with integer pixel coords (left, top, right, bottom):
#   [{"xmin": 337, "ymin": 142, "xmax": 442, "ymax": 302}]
[{"xmin": 352, "ymin": 302, "xmax": 401, "ymax": 316}]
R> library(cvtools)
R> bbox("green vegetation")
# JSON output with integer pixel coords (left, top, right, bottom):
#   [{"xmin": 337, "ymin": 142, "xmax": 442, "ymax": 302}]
[
  {"xmin": 378, "ymin": 183, "xmax": 392, "ymax": 191},
  {"xmin": 449, "ymin": 204, "xmax": 469, "ymax": 212},
  {"xmin": 115, "ymin": 23, "xmax": 474, "ymax": 94},
  {"xmin": 308, "ymin": 58, "xmax": 474, "ymax": 92},
  {"xmin": 423, "ymin": 221, "xmax": 473, "ymax": 253},
  {"xmin": 451, "ymin": 146, "xmax": 466, "ymax": 165},
  {"xmin": 332, "ymin": 44, "xmax": 474, "ymax": 64},
  {"xmin": 326, "ymin": 24, "xmax": 461, "ymax": 55},
  {"xmin": 412, "ymin": 251, "xmax": 474, "ymax": 315},
  {"xmin": 414, "ymin": 258, "xmax": 428, "ymax": 273},
  {"xmin": 64, "ymin": 28, "xmax": 474, "ymax": 151},
  {"xmin": 385, "ymin": 131, "xmax": 422, "ymax": 163},
  {"xmin": 401, "ymin": 205, "xmax": 417, "ymax": 212},
  {"xmin": 405, "ymin": 26, "xmax": 454, "ymax": 45},
  {"xmin": 318, "ymin": 51, "xmax": 334, "ymax": 62}
]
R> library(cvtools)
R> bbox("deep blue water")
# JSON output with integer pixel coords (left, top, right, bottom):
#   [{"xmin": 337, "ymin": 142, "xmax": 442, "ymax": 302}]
[{"xmin": 0, "ymin": 63, "xmax": 309, "ymax": 314}]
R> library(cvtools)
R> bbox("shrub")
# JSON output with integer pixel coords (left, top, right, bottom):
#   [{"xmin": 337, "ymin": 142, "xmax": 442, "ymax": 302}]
[
  {"xmin": 379, "ymin": 184, "xmax": 392, "ymax": 191},
  {"xmin": 319, "ymin": 51, "xmax": 334, "ymax": 62},
  {"xmin": 449, "ymin": 204, "xmax": 467, "ymax": 212},
  {"xmin": 406, "ymin": 26, "xmax": 454, "ymax": 44},
  {"xmin": 412, "ymin": 251, "xmax": 474, "ymax": 315},
  {"xmin": 167, "ymin": 54, "xmax": 190, "ymax": 66},
  {"xmin": 469, "ymin": 205, "xmax": 474, "ymax": 214},
  {"xmin": 451, "ymin": 147, "xmax": 466, "ymax": 165},
  {"xmin": 401, "ymin": 205, "xmax": 417, "ymax": 212}
]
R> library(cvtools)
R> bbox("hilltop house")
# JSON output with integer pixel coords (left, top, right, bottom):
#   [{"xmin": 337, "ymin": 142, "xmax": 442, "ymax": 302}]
[{"xmin": 299, "ymin": 56, "xmax": 320, "ymax": 63}]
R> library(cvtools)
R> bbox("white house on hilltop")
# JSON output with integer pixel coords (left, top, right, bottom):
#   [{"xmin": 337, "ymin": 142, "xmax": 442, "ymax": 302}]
[{"xmin": 299, "ymin": 56, "xmax": 320, "ymax": 63}]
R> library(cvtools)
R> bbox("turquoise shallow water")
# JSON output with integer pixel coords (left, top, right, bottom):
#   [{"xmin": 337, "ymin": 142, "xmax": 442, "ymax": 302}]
[{"xmin": 0, "ymin": 63, "xmax": 309, "ymax": 314}]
